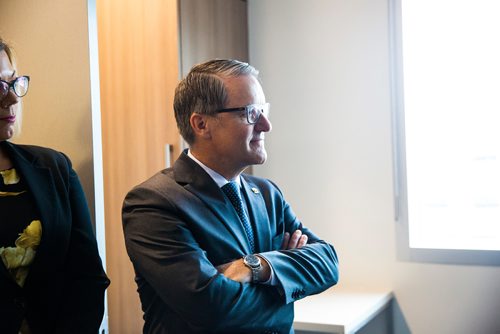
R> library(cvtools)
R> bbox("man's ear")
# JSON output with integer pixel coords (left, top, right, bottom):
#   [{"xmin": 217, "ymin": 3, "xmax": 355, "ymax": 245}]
[{"xmin": 190, "ymin": 113, "xmax": 211, "ymax": 139}]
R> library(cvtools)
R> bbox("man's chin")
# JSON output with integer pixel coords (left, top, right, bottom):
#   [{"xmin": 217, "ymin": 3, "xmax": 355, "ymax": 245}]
[
  {"xmin": 252, "ymin": 151, "xmax": 267, "ymax": 165},
  {"xmin": 244, "ymin": 146, "xmax": 268, "ymax": 166}
]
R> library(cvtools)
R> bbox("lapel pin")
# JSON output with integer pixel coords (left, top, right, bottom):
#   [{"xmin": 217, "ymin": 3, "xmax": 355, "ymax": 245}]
[{"xmin": 251, "ymin": 187, "xmax": 260, "ymax": 194}]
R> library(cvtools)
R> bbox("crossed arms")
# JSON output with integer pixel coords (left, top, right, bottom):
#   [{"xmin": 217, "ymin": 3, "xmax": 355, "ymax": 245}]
[
  {"xmin": 122, "ymin": 175, "xmax": 339, "ymax": 332},
  {"xmin": 216, "ymin": 229, "xmax": 309, "ymax": 283}
]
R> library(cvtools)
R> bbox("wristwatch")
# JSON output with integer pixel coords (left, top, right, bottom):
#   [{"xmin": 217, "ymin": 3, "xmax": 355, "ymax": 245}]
[{"xmin": 243, "ymin": 254, "xmax": 262, "ymax": 283}]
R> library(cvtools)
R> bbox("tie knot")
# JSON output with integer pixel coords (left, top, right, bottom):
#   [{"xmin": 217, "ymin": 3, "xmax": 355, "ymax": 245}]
[{"xmin": 221, "ymin": 181, "xmax": 241, "ymax": 200}]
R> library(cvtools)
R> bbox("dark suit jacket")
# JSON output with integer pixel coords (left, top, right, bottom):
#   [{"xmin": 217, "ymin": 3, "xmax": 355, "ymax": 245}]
[
  {"xmin": 0, "ymin": 141, "xmax": 110, "ymax": 334},
  {"xmin": 122, "ymin": 151, "xmax": 339, "ymax": 334}
]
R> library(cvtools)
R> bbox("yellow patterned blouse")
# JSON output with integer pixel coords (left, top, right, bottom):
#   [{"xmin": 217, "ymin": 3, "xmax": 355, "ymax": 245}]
[{"xmin": 0, "ymin": 168, "xmax": 42, "ymax": 287}]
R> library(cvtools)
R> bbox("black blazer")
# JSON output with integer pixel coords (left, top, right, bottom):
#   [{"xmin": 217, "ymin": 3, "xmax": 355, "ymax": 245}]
[
  {"xmin": 0, "ymin": 141, "xmax": 109, "ymax": 334},
  {"xmin": 122, "ymin": 151, "xmax": 339, "ymax": 334}
]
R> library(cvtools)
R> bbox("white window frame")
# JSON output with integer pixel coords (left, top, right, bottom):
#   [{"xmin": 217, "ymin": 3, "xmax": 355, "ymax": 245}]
[{"xmin": 389, "ymin": 0, "xmax": 500, "ymax": 266}]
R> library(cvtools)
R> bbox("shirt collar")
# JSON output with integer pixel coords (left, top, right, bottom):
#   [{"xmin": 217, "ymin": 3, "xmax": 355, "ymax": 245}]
[{"xmin": 187, "ymin": 149, "xmax": 241, "ymax": 188}]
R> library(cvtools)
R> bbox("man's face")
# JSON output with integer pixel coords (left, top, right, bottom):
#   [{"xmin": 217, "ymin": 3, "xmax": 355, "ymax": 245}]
[{"xmin": 208, "ymin": 75, "xmax": 272, "ymax": 174}]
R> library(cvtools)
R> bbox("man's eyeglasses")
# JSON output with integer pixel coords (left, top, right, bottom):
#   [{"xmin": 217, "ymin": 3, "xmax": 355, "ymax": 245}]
[
  {"xmin": 0, "ymin": 76, "xmax": 30, "ymax": 99},
  {"xmin": 216, "ymin": 103, "xmax": 270, "ymax": 124}
]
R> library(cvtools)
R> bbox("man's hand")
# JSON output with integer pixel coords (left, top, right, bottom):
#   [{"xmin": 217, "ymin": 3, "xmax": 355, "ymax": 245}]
[
  {"xmin": 216, "ymin": 259, "xmax": 251, "ymax": 283},
  {"xmin": 281, "ymin": 230, "xmax": 308, "ymax": 250},
  {"xmin": 216, "ymin": 256, "xmax": 271, "ymax": 283}
]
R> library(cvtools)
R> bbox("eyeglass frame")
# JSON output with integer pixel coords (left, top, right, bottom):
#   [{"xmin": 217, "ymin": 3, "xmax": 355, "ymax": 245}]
[
  {"xmin": 216, "ymin": 102, "xmax": 270, "ymax": 124},
  {"xmin": 0, "ymin": 75, "xmax": 30, "ymax": 98}
]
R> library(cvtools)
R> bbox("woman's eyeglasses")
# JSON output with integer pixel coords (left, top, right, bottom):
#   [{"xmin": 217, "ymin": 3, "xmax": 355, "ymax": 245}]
[{"xmin": 0, "ymin": 76, "xmax": 30, "ymax": 99}]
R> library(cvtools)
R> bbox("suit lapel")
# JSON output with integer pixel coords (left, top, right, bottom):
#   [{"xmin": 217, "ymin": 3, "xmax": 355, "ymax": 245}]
[
  {"xmin": 241, "ymin": 177, "xmax": 272, "ymax": 252},
  {"xmin": 4, "ymin": 142, "xmax": 61, "ymax": 279},
  {"xmin": 174, "ymin": 152, "xmax": 252, "ymax": 254}
]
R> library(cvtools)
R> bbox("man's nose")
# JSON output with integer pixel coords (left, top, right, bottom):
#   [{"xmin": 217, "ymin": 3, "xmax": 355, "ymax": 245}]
[{"xmin": 255, "ymin": 113, "xmax": 272, "ymax": 132}]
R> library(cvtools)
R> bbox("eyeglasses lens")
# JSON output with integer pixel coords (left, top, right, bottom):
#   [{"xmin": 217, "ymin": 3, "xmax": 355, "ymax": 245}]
[
  {"xmin": 14, "ymin": 77, "xmax": 29, "ymax": 97},
  {"xmin": 247, "ymin": 104, "xmax": 270, "ymax": 124},
  {"xmin": 247, "ymin": 106, "xmax": 259, "ymax": 124}
]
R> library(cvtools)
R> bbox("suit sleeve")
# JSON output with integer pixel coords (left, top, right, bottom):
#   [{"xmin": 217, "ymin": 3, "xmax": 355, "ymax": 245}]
[
  {"xmin": 258, "ymin": 181, "xmax": 339, "ymax": 304},
  {"xmin": 55, "ymin": 155, "xmax": 110, "ymax": 333},
  {"xmin": 122, "ymin": 185, "xmax": 296, "ymax": 332}
]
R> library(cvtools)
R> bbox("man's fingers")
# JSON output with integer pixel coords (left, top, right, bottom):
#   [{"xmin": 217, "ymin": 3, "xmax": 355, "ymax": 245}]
[
  {"xmin": 281, "ymin": 232, "xmax": 290, "ymax": 249},
  {"xmin": 288, "ymin": 230, "xmax": 302, "ymax": 249},
  {"xmin": 297, "ymin": 234, "xmax": 308, "ymax": 248},
  {"xmin": 282, "ymin": 230, "xmax": 307, "ymax": 249}
]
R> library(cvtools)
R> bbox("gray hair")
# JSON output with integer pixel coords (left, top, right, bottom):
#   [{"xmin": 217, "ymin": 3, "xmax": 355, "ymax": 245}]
[{"xmin": 174, "ymin": 59, "xmax": 259, "ymax": 144}]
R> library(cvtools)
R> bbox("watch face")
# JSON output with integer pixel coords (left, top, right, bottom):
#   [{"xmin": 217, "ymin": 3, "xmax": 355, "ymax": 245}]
[{"xmin": 244, "ymin": 254, "xmax": 260, "ymax": 267}]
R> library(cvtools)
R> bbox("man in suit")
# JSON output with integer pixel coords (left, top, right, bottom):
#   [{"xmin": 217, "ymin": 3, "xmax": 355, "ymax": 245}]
[{"xmin": 122, "ymin": 59, "xmax": 339, "ymax": 334}]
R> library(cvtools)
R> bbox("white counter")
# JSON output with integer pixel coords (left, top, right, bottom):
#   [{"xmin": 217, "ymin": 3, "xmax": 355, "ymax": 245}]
[{"xmin": 293, "ymin": 287, "xmax": 393, "ymax": 334}]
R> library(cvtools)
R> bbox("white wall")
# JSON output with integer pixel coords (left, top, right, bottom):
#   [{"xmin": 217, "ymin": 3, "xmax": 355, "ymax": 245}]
[{"xmin": 248, "ymin": 1, "xmax": 500, "ymax": 333}]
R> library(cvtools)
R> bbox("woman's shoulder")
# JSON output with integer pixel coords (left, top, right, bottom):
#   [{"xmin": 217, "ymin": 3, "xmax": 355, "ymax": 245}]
[
  {"xmin": 14, "ymin": 143, "xmax": 60, "ymax": 154},
  {"xmin": 13, "ymin": 143, "xmax": 65, "ymax": 157},
  {"xmin": 6, "ymin": 142, "xmax": 70, "ymax": 169}
]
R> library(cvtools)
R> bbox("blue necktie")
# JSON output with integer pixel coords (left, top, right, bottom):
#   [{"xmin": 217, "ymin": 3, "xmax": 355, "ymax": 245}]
[{"xmin": 222, "ymin": 182, "xmax": 255, "ymax": 253}]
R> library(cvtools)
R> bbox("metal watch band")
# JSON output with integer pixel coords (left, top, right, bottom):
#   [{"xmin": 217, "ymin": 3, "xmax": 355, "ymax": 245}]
[{"xmin": 251, "ymin": 266, "xmax": 259, "ymax": 283}]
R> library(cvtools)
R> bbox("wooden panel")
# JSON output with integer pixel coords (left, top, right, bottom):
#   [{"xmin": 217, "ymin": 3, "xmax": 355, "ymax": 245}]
[
  {"xmin": 179, "ymin": 0, "xmax": 249, "ymax": 76},
  {"xmin": 97, "ymin": 0, "xmax": 180, "ymax": 332}
]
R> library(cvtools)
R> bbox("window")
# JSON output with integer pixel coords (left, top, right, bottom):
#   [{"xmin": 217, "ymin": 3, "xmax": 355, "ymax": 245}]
[{"xmin": 390, "ymin": 0, "xmax": 500, "ymax": 265}]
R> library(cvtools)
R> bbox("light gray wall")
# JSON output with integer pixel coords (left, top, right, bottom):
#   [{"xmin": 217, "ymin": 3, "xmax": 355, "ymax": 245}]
[{"xmin": 248, "ymin": 1, "xmax": 500, "ymax": 333}]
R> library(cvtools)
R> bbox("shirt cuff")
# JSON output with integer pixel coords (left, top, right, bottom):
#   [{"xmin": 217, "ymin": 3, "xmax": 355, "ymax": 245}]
[{"xmin": 257, "ymin": 254, "xmax": 277, "ymax": 286}]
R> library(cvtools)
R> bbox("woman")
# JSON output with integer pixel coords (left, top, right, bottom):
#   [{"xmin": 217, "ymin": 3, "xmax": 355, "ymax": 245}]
[{"xmin": 0, "ymin": 38, "xmax": 109, "ymax": 333}]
